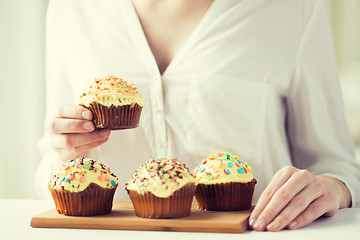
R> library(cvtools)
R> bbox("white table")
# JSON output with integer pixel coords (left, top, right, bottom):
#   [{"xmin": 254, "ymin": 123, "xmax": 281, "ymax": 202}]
[{"xmin": 1, "ymin": 199, "xmax": 359, "ymax": 240}]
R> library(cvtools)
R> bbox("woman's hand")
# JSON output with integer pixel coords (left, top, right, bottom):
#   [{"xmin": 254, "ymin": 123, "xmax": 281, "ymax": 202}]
[
  {"xmin": 47, "ymin": 103, "xmax": 111, "ymax": 162},
  {"xmin": 249, "ymin": 165, "xmax": 351, "ymax": 232}
]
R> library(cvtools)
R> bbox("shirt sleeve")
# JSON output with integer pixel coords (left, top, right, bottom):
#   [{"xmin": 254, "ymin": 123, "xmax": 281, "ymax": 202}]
[{"xmin": 287, "ymin": 0, "xmax": 360, "ymax": 208}]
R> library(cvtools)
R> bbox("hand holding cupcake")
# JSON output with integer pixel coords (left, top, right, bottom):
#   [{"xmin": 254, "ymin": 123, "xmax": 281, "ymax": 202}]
[{"xmin": 79, "ymin": 75, "xmax": 144, "ymax": 130}]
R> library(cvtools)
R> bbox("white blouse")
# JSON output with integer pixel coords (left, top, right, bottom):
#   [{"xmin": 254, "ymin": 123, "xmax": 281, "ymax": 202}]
[{"xmin": 36, "ymin": 0, "xmax": 360, "ymax": 207}]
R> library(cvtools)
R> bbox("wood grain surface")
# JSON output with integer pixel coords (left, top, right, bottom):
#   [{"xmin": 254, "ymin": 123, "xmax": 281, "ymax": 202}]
[{"xmin": 30, "ymin": 201, "xmax": 252, "ymax": 233}]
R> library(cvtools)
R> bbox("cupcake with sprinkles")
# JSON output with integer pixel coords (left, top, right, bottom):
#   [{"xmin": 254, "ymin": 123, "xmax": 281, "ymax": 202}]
[
  {"xmin": 191, "ymin": 152, "xmax": 256, "ymax": 211},
  {"xmin": 79, "ymin": 75, "xmax": 144, "ymax": 130},
  {"xmin": 126, "ymin": 158, "xmax": 197, "ymax": 218},
  {"xmin": 48, "ymin": 157, "xmax": 118, "ymax": 216}
]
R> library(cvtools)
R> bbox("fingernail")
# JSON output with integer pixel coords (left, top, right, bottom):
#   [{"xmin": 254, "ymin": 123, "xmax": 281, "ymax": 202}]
[
  {"xmin": 253, "ymin": 219, "xmax": 265, "ymax": 231},
  {"xmin": 288, "ymin": 221, "xmax": 297, "ymax": 229},
  {"xmin": 83, "ymin": 122, "xmax": 94, "ymax": 130},
  {"xmin": 100, "ymin": 129, "xmax": 111, "ymax": 136},
  {"xmin": 268, "ymin": 221, "xmax": 280, "ymax": 231},
  {"xmin": 82, "ymin": 111, "xmax": 92, "ymax": 120},
  {"xmin": 249, "ymin": 218, "xmax": 256, "ymax": 227}
]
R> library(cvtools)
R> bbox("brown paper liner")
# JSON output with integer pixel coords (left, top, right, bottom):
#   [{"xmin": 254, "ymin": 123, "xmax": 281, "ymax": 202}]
[
  {"xmin": 48, "ymin": 183, "xmax": 117, "ymax": 216},
  {"xmin": 127, "ymin": 183, "xmax": 197, "ymax": 219},
  {"xmin": 83, "ymin": 102, "xmax": 142, "ymax": 130},
  {"xmin": 194, "ymin": 179, "xmax": 256, "ymax": 211}
]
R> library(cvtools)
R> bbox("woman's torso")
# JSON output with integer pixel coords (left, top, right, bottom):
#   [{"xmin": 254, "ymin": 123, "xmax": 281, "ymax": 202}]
[{"xmin": 47, "ymin": 0, "xmax": 304, "ymax": 200}]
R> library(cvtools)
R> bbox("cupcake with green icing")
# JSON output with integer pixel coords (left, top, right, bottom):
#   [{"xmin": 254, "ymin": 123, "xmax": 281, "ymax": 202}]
[
  {"xmin": 126, "ymin": 158, "xmax": 197, "ymax": 218},
  {"xmin": 79, "ymin": 75, "xmax": 144, "ymax": 130},
  {"xmin": 48, "ymin": 157, "xmax": 118, "ymax": 216},
  {"xmin": 191, "ymin": 152, "xmax": 256, "ymax": 211}
]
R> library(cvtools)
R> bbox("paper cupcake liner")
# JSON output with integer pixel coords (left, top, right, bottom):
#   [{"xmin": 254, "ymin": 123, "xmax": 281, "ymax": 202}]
[
  {"xmin": 127, "ymin": 183, "xmax": 197, "ymax": 219},
  {"xmin": 48, "ymin": 183, "xmax": 117, "ymax": 216},
  {"xmin": 194, "ymin": 179, "xmax": 256, "ymax": 211},
  {"xmin": 85, "ymin": 102, "xmax": 142, "ymax": 130}
]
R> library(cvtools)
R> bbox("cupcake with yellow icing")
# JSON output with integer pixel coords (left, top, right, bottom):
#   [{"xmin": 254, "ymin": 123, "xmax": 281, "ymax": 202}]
[
  {"xmin": 126, "ymin": 158, "xmax": 197, "ymax": 219},
  {"xmin": 79, "ymin": 75, "xmax": 144, "ymax": 130},
  {"xmin": 48, "ymin": 157, "xmax": 118, "ymax": 216},
  {"xmin": 191, "ymin": 152, "xmax": 256, "ymax": 211}
]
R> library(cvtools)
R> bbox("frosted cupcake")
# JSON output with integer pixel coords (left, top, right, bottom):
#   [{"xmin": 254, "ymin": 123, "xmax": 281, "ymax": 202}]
[
  {"xmin": 48, "ymin": 157, "xmax": 118, "ymax": 216},
  {"xmin": 79, "ymin": 75, "xmax": 144, "ymax": 130},
  {"xmin": 191, "ymin": 152, "xmax": 256, "ymax": 211},
  {"xmin": 126, "ymin": 158, "xmax": 197, "ymax": 218}
]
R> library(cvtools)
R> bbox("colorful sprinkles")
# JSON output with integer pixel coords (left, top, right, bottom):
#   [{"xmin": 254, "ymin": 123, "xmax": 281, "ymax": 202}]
[
  {"xmin": 110, "ymin": 180, "xmax": 117, "ymax": 186},
  {"xmin": 192, "ymin": 152, "xmax": 253, "ymax": 182},
  {"xmin": 49, "ymin": 157, "xmax": 118, "ymax": 191},
  {"xmin": 125, "ymin": 158, "xmax": 195, "ymax": 196},
  {"xmin": 227, "ymin": 162, "xmax": 234, "ymax": 168}
]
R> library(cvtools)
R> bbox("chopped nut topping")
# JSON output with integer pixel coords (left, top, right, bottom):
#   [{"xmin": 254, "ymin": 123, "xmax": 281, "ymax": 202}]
[{"xmin": 79, "ymin": 75, "xmax": 143, "ymax": 107}]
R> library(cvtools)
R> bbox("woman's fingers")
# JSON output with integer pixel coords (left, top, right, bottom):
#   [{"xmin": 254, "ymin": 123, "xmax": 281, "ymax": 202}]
[
  {"xmin": 49, "ymin": 118, "xmax": 95, "ymax": 134},
  {"xmin": 47, "ymin": 103, "xmax": 110, "ymax": 162},
  {"xmin": 266, "ymin": 179, "xmax": 324, "ymax": 231},
  {"xmin": 48, "ymin": 104, "xmax": 94, "ymax": 134},
  {"xmin": 56, "ymin": 136, "xmax": 110, "ymax": 162},
  {"xmin": 249, "ymin": 165, "xmax": 296, "ymax": 228},
  {"xmin": 252, "ymin": 169, "xmax": 313, "ymax": 231},
  {"xmin": 50, "ymin": 129, "xmax": 111, "ymax": 150},
  {"xmin": 286, "ymin": 176, "xmax": 340, "ymax": 230},
  {"xmin": 51, "ymin": 129, "xmax": 111, "ymax": 161},
  {"xmin": 250, "ymin": 166, "xmax": 343, "ymax": 232},
  {"xmin": 55, "ymin": 103, "xmax": 93, "ymax": 120},
  {"xmin": 287, "ymin": 195, "xmax": 337, "ymax": 230}
]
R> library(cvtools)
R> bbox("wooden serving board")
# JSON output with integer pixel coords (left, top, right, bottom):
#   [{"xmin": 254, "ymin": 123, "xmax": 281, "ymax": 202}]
[{"xmin": 31, "ymin": 201, "xmax": 252, "ymax": 233}]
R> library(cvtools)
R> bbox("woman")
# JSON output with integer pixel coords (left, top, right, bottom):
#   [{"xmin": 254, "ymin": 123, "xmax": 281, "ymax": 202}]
[{"xmin": 36, "ymin": 0, "xmax": 360, "ymax": 232}]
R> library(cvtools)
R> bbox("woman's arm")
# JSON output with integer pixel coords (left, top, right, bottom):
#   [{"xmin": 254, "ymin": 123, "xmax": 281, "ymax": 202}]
[{"xmin": 250, "ymin": 0, "xmax": 360, "ymax": 231}]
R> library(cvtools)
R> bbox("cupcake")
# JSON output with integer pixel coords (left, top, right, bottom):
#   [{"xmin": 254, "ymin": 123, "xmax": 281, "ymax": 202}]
[
  {"xmin": 48, "ymin": 157, "xmax": 118, "ymax": 216},
  {"xmin": 191, "ymin": 152, "xmax": 256, "ymax": 211},
  {"xmin": 126, "ymin": 158, "xmax": 197, "ymax": 219},
  {"xmin": 79, "ymin": 75, "xmax": 144, "ymax": 130}
]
